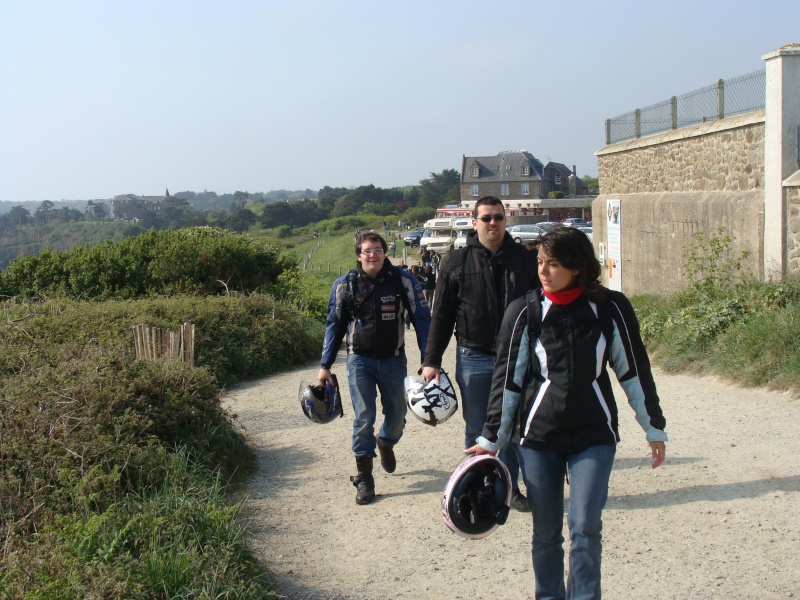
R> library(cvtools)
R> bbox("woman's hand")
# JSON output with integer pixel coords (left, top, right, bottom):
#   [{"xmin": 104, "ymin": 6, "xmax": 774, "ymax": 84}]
[
  {"xmin": 464, "ymin": 444, "xmax": 496, "ymax": 457},
  {"xmin": 649, "ymin": 441, "xmax": 666, "ymax": 468}
]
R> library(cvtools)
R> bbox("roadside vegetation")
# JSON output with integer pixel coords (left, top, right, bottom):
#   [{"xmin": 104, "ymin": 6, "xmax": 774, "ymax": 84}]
[
  {"xmin": 0, "ymin": 228, "xmax": 322, "ymax": 598},
  {"xmin": 632, "ymin": 229, "xmax": 800, "ymax": 393}
]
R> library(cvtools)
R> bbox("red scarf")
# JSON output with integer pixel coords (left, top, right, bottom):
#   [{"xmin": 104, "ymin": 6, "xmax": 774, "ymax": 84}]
[{"xmin": 543, "ymin": 286, "xmax": 584, "ymax": 305}]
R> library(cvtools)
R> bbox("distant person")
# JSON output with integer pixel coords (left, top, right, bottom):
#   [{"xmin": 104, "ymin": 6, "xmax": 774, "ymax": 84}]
[
  {"xmin": 389, "ymin": 239, "xmax": 397, "ymax": 258},
  {"xmin": 420, "ymin": 248, "xmax": 432, "ymax": 269},
  {"xmin": 468, "ymin": 226, "xmax": 667, "ymax": 598},
  {"xmin": 422, "ymin": 265, "xmax": 436, "ymax": 308},
  {"xmin": 318, "ymin": 233, "xmax": 430, "ymax": 505},
  {"xmin": 431, "ymin": 251, "xmax": 441, "ymax": 274},
  {"xmin": 422, "ymin": 196, "xmax": 537, "ymax": 512}
]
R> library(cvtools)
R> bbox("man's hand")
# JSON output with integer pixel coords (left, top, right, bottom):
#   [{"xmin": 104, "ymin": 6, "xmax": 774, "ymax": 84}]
[
  {"xmin": 421, "ymin": 366, "xmax": 440, "ymax": 384},
  {"xmin": 317, "ymin": 368, "xmax": 335, "ymax": 387}
]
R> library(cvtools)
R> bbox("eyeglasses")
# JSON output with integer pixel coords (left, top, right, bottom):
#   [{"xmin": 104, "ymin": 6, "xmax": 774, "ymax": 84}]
[
  {"xmin": 360, "ymin": 248, "xmax": 385, "ymax": 256},
  {"xmin": 478, "ymin": 213, "xmax": 505, "ymax": 223}
]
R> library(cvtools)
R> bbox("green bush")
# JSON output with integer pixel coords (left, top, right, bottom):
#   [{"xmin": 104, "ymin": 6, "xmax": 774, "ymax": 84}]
[
  {"xmin": 0, "ymin": 227, "xmax": 294, "ymax": 300},
  {"xmin": 548, "ymin": 191, "xmax": 565, "ymax": 199}
]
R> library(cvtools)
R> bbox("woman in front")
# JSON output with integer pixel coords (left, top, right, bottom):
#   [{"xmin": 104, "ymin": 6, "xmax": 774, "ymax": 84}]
[{"xmin": 468, "ymin": 226, "xmax": 667, "ymax": 599}]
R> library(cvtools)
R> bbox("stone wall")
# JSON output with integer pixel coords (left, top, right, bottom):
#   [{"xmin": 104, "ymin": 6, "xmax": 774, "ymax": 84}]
[
  {"xmin": 597, "ymin": 111, "xmax": 765, "ymax": 194},
  {"xmin": 593, "ymin": 111, "xmax": 767, "ymax": 295},
  {"xmin": 786, "ymin": 175, "xmax": 800, "ymax": 277}
]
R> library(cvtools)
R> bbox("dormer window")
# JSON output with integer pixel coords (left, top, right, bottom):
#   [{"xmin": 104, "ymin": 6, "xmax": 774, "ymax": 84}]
[
  {"xmin": 470, "ymin": 167, "xmax": 479, "ymax": 178},
  {"xmin": 521, "ymin": 165, "xmax": 530, "ymax": 176},
  {"xmin": 505, "ymin": 165, "xmax": 511, "ymax": 171}
]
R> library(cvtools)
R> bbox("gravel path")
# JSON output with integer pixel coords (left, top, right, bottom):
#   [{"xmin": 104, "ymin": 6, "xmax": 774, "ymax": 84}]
[{"xmin": 224, "ymin": 341, "xmax": 800, "ymax": 599}]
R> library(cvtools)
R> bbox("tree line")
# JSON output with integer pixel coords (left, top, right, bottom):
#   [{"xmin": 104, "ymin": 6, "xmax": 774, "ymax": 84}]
[{"xmin": 0, "ymin": 169, "xmax": 460, "ymax": 247}]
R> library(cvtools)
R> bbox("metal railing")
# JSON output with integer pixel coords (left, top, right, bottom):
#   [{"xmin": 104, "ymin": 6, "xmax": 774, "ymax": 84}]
[{"xmin": 605, "ymin": 69, "xmax": 766, "ymax": 145}]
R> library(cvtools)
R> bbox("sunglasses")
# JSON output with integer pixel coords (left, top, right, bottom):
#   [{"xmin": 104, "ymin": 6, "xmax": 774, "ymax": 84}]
[{"xmin": 478, "ymin": 213, "xmax": 505, "ymax": 223}]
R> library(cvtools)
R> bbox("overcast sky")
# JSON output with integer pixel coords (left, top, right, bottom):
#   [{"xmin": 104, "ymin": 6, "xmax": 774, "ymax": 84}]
[{"xmin": 2, "ymin": 0, "xmax": 798, "ymax": 203}]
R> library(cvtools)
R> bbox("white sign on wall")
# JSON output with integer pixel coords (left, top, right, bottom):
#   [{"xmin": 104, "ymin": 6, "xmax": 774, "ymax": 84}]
[{"xmin": 606, "ymin": 199, "xmax": 622, "ymax": 292}]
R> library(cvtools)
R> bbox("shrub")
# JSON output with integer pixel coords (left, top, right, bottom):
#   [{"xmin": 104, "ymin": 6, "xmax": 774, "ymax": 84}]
[{"xmin": 0, "ymin": 227, "xmax": 294, "ymax": 300}]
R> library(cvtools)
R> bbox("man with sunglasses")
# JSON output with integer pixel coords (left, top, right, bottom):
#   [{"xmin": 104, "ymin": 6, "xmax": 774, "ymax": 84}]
[
  {"xmin": 422, "ymin": 196, "xmax": 537, "ymax": 512},
  {"xmin": 319, "ymin": 232, "xmax": 431, "ymax": 505}
]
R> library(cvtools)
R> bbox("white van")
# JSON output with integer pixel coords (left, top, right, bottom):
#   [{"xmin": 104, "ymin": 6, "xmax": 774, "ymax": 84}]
[
  {"xmin": 452, "ymin": 218, "xmax": 475, "ymax": 249},
  {"xmin": 419, "ymin": 218, "xmax": 457, "ymax": 253}
]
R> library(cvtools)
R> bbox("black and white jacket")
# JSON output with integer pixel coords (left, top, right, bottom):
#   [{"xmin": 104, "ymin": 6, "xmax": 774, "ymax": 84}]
[{"xmin": 478, "ymin": 288, "xmax": 667, "ymax": 455}]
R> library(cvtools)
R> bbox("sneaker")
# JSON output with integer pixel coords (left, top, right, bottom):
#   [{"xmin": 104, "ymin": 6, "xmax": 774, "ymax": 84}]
[{"xmin": 510, "ymin": 489, "xmax": 529, "ymax": 512}]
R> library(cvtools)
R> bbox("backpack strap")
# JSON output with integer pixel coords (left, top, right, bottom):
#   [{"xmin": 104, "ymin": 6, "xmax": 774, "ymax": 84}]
[
  {"xmin": 390, "ymin": 266, "xmax": 415, "ymax": 328},
  {"xmin": 596, "ymin": 298, "xmax": 614, "ymax": 343},
  {"xmin": 525, "ymin": 290, "xmax": 542, "ymax": 379}
]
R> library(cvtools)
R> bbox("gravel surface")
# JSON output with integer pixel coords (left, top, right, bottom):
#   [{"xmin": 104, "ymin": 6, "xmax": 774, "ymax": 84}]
[{"xmin": 224, "ymin": 341, "xmax": 800, "ymax": 599}]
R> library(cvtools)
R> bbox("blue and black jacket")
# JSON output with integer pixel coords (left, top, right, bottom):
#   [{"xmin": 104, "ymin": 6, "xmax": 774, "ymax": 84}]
[
  {"xmin": 477, "ymin": 287, "xmax": 667, "ymax": 455},
  {"xmin": 320, "ymin": 260, "xmax": 431, "ymax": 369}
]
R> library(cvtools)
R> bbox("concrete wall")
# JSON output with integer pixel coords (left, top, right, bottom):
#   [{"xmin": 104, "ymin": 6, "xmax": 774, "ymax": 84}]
[{"xmin": 592, "ymin": 191, "xmax": 764, "ymax": 295}]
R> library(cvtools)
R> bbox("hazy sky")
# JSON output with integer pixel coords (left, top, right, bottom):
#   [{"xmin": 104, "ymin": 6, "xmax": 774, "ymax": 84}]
[{"xmin": 2, "ymin": 1, "xmax": 798, "ymax": 202}]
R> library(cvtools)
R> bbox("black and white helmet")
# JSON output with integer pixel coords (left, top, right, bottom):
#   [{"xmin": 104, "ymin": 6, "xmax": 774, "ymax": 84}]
[
  {"xmin": 404, "ymin": 369, "xmax": 458, "ymax": 426},
  {"xmin": 299, "ymin": 374, "xmax": 343, "ymax": 424},
  {"xmin": 441, "ymin": 454, "xmax": 511, "ymax": 539}
]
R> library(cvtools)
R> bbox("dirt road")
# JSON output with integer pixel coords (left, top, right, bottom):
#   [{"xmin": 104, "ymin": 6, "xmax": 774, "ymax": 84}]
[{"xmin": 224, "ymin": 341, "xmax": 800, "ymax": 599}]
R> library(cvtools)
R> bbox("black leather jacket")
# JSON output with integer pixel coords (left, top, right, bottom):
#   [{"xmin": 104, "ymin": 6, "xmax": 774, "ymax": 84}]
[{"xmin": 422, "ymin": 232, "xmax": 537, "ymax": 369}]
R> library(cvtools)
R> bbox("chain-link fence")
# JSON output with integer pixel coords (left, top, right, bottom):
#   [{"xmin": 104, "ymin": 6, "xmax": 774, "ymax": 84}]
[{"xmin": 605, "ymin": 69, "xmax": 766, "ymax": 145}]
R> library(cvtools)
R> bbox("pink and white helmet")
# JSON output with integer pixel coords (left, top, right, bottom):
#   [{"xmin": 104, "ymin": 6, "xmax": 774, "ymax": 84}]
[
  {"xmin": 441, "ymin": 454, "xmax": 511, "ymax": 539},
  {"xmin": 404, "ymin": 369, "xmax": 458, "ymax": 426}
]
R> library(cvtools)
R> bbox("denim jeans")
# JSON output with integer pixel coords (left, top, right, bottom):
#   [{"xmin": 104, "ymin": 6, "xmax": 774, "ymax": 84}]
[
  {"xmin": 501, "ymin": 441, "xmax": 522, "ymax": 493},
  {"xmin": 455, "ymin": 345, "xmax": 494, "ymax": 449},
  {"xmin": 517, "ymin": 443, "xmax": 616, "ymax": 600},
  {"xmin": 346, "ymin": 353, "xmax": 408, "ymax": 458}
]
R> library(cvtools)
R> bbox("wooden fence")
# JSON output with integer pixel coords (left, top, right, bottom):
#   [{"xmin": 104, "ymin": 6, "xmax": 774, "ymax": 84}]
[{"xmin": 132, "ymin": 322, "xmax": 195, "ymax": 364}]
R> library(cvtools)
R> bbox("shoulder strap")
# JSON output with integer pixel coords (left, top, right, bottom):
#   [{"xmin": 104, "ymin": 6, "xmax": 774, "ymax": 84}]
[
  {"xmin": 345, "ymin": 269, "xmax": 360, "ymax": 316},
  {"xmin": 526, "ymin": 289, "xmax": 542, "ymax": 342},
  {"xmin": 525, "ymin": 290, "xmax": 542, "ymax": 378},
  {"xmin": 597, "ymin": 299, "xmax": 614, "ymax": 342},
  {"xmin": 390, "ymin": 267, "xmax": 414, "ymax": 325}
]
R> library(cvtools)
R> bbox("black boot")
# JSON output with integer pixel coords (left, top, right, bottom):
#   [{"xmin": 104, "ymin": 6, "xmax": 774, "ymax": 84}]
[
  {"xmin": 376, "ymin": 439, "xmax": 396, "ymax": 473},
  {"xmin": 350, "ymin": 457, "xmax": 375, "ymax": 505}
]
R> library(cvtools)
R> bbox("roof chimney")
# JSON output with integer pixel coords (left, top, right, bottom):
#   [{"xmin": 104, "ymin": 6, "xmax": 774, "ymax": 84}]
[{"xmin": 572, "ymin": 165, "xmax": 577, "ymax": 175}]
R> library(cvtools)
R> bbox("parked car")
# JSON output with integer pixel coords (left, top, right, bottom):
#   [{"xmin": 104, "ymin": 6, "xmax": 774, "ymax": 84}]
[
  {"xmin": 403, "ymin": 227, "xmax": 425, "ymax": 247},
  {"xmin": 562, "ymin": 218, "xmax": 590, "ymax": 228},
  {"xmin": 577, "ymin": 226, "xmax": 593, "ymax": 242},
  {"xmin": 536, "ymin": 221, "xmax": 565, "ymax": 232},
  {"xmin": 508, "ymin": 224, "xmax": 545, "ymax": 243}
]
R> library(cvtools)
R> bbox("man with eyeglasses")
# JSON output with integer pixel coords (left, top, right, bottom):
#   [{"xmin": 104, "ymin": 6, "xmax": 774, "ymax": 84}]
[
  {"xmin": 421, "ymin": 196, "xmax": 538, "ymax": 512},
  {"xmin": 319, "ymin": 232, "xmax": 431, "ymax": 505}
]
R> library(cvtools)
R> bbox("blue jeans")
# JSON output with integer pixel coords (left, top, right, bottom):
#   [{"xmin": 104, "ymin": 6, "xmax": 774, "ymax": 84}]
[
  {"xmin": 346, "ymin": 353, "xmax": 407, "ymax": 458},
  {"xmin": 518, "ymin": 443, "xmax": 616, "ymax": 600},
  {"xmin": 455, "ymin": 345, "xmax": 494, "ymax": 450},
  {"xmin": 501, "ymin": 441, "xmax": 522, "ymax": 493}
]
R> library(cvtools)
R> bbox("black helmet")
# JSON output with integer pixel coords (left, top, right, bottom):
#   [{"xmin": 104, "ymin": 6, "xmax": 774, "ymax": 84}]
[
  {"xmin": 299, "ymin": 374, "xmax": 343, "ymax": 424},
  {"xmin": 441, "ymin": 455, "xmax": 511, "ymax": 539}
]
